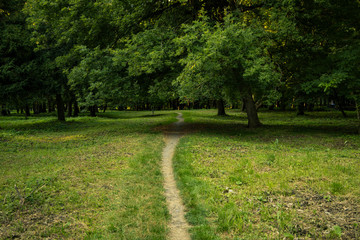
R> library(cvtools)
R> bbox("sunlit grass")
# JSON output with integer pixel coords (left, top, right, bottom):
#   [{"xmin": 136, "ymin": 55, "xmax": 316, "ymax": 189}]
[
  {"xmin": 2, "ymin": 109, "xmax": 359, "ymax": 239},
  {"xmin": 0, "ymin": 111, "xmax": 176, "ymax": 239},
  {"xmin": 174, "ymin": 109, "xmax": 360, "ymax": 239}
]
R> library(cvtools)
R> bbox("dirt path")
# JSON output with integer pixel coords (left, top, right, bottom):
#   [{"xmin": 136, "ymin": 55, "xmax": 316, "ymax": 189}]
[{"xmin": 162, "ymin": 113, "xmax": 191, "ymax": 240}]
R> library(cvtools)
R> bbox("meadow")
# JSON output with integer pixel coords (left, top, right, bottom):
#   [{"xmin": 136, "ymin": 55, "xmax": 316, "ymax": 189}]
[
  {"xmin": 174, "ymin": 110, "xmax": 360, "ymax": 239},
  {"xmin": 0, "ymin": 111, "xmax": 176, "ymax": 239},
  {"xmin": 0, "ymin": 109, "xmax": 359, "ymax": 239}
]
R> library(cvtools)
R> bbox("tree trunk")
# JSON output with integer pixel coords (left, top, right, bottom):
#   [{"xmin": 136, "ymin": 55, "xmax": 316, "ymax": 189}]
[
  {"xmin": 307, "ymin": 103, "xmax": 314, "ymax": 112},
  {"xmin": 243, "ymin": 92, "xmax": 262, "ymax": 128},
  {"xmin": 297, "ymin": 102, "xmax": 305, "ymax": 116},
  {"xmin": 67, "ymin": 99, "xmax": 73, "ymax": 117},
  {"xmin": 255, "ymin": 100, "xmax": 263, "ymax": 110},
  {"xmin": 280, "ymin": 102, "xmax": 286, "ymax": 111},
  {"xmin": 334, "ymin": 91, "xmax": 347, "ymax": 117},
  {"xmin": 173, "ymin": 99, "xmax": 178, "ymax": 110},
  {"xmin": 48, "ymin": 98, "xmax": 53, "ymax": 112},
  {"xmin": 337, "ymin": 101, "xmax": 347, "ymax": 118},
  {"xmin": 73, "ymin": 100, "xmax": 79, "ymax": 117},
  {"xmin": 356, "ymin": 99, "xmax": 360, "ymax": 134},
  {"xmin": 1, "ymin": 105, "xmax": 8, "ymax": 116},
  {"xmin": 25, "ymin": 104, "xmax": 30, "ymax": 117},
  {"xmin": 217, "ymin": 99, "xmax": 226, "ymax": 116},
  {"xmin": 56, "ymin": 94, "xmax": 66, "ymax": 121},
  {"xmin": 41, "ymin": 103, "xmax": 47, "ymax": 113},
  {"xmin": 89, "ymin": 106, "xmax": 96, "ymax": 117},
  {"xmin": 33, "ymin": 102, "xmax": 39, "ymax": 114},
  {"xmin": 193, "ymin": 101, "xmax": 200, "ymax": 109},
  {"xmin": 241, "ymin": 100, "xmax": 246, "ymax": 112}
]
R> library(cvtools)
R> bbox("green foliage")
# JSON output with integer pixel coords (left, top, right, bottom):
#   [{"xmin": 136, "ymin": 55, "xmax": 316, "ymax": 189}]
[
  {"xmin": 319, "ymin": 43, "xmax": 360, "ymax": 97},
  {"xmin": 4, "ymin": 0, "xmax": 359, "ymax": 119},
  {"xmin": 174, "ymin": 12, "xmax": 280, "ymax": 107}
]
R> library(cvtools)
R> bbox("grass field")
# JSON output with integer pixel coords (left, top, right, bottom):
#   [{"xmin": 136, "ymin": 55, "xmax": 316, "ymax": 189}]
[
  {"xmin": 1, "ymin": 109, "xmax": 359, "ymax": 239},
  {"xmin": 173, "ymin": 110, "xmax": 360, "ymax": 239},
  {"xmin": 0, "ymin": 111, "xmax": 176, "ymax": 239}
]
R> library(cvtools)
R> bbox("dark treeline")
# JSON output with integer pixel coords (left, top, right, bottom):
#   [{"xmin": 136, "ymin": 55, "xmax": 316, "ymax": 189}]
[{"xmin": 1, "ymin": 0, "xmax": 359, "ymax": 130}]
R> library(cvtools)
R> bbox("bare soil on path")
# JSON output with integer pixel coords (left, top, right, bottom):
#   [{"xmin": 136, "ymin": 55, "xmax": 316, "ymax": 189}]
[{"xmin": 162, "ymin": 113, "xmax": 191, "ymax": 240}]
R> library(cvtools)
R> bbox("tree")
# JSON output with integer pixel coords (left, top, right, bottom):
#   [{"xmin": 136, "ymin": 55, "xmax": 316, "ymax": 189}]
[
  {"xmin": 0, "ymin": 0, "xmax": 48, "ymax": 117},
  {"xmin": 264, "ymin": 0, "xmax": 360, "ymax": 116},
  {"xmin": 175, "ymin": 13, "xmax": 280, "ymax": 127}
]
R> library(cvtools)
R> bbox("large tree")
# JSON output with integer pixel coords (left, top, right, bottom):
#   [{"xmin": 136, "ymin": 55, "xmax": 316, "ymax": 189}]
[{"xmin": 175, "ymin": 13, "xmax": 280, "ymax": 127}]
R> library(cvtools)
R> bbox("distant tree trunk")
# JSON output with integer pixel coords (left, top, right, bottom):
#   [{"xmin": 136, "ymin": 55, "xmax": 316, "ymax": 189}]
[
  {"xmin": 67, "ymin": 98, "xmax": 73, "ymax": 117},
  {"xmin": 217, "ymin": 99, "xmax": 226, "ymax": 116},
  {"xmin": 280, "ymin": 102, "xmax": 286, "ymax": 111},
  {"xmin": 89, "ymin": 106, "xmax": 96, "ymax": 117},
  {"xmin": 334, "ymin": 91, "xmax": 347, "ymax": 117},
  {"xmin": 356, "ymin": 98, "xmax": 360, "ymax": 134},
  {"xmin": 279, "ymin": 95, "xmax": 287, "ymax": 111},
  {"xmin": 193, "ymin": 101, "xmax": 200, "ymax": 109},
  {"xmin": 337, "ymin": 101, "xmax": 347, "ymax": 118},
  {"xmin": 56, "ymin": 94, "xmax": 65, "ymax": 121},
  {"xmin": 173, "ymin": 99, "xmax": 179, "ymax": 110},
  {"xmin": 241, "ymin": 100, "xmax": 246, "ymax": 112},
  {"xmin": 103, "ymin": 104, "xmax": 107, "ymax": 113},
  {"xmin": 41, "ymin": 103, "xmax": 47, "ymax": 113},
  {"xmin": 297, "ymin": 102, "xmax": 305, "ymax": 116},
  {"xmin": 73, "ymin": 100, "xmax": 79, "ymax": 117},
  {"xmin": 48, "ymin": 97, "xmax": 54, "ymax": 112},
  {"xmin": 1, "ymin": 105, "xmax": 8, "ymax": 116},
  {"xmin": 307, "ymin": 103, "xmax": 314, "ymax": 112},
  {"xmin": 33, "ymin": 102, "xmax": 39, "ymax": 114},
  {"xmin": 243, "ymin": 92, "xmax": 262, "ymax": 128},
  {"xmin": 25, "ymin": 104, "xmax": 30, "ymax": 117},
  {"xmin": 188, "ymin": 101, "xmax": 194, "ymax": 110}
]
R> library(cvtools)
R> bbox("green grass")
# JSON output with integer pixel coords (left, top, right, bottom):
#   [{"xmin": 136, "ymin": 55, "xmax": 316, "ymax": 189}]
[
  {"xmin": 2, "ymin": 109, "xmax": 359, "ymax": 239},
  {"xmin": 0, "ymin": 111, "xmax": 176, "ymax": 239},
  {"xmin": 173, "ymin": 109, "xmax": 360, "ymax": 239}
]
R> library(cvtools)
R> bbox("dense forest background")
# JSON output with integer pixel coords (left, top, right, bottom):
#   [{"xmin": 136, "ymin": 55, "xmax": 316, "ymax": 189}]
[{"xmin": 1, "ymin": 0, "xmax": 359, "ymax": 129}]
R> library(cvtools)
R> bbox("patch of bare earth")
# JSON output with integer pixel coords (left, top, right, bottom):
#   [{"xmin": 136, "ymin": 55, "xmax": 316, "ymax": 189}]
[
  {"xmin": 0, "ymin": 209, "xmax": 86, "ymax": 239},
  {"xmin": 258, "ymin": 189, "xmax": 360, "ymax": 239}
]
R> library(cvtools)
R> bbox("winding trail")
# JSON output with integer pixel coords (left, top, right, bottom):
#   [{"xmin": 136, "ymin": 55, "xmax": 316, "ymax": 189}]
[{"xmin": 162, "ymin": 113, "xmax": 191, "ymax": 240}]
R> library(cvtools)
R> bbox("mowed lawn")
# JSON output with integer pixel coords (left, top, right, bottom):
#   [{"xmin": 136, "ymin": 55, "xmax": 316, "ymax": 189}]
[
  {"xmin": 174, "ymin": 110, "xmax": 360, "ymax": 239},
  {"xmin": 0, "ymin": 111, "xmax": 176, "ymax": 239}
]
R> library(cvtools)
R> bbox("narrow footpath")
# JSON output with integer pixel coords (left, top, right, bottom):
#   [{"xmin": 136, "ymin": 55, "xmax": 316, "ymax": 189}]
[{"xmin": 161, "ymin": 113, "xmax": 191, "ymax": 240}]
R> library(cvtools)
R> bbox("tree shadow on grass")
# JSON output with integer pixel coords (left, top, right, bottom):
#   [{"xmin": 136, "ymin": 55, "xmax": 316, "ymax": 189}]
[
  {"xmin": 98, "ymin": 112, "xmax": 174, "ymax": 119},
  {"xmin": 184, "ymin": 118, "xmax": 358, "ymax": 138},
  {"xmin": 0, "ymin": 112, "xmax": 175, "ymax": 135},
  {"xmin": 187, "ymin": 110, "xmax": 358, "ymax": 136},
  {"xmin": 183, "ymin": 121, "xmax": 359, "ymax": 150}
]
